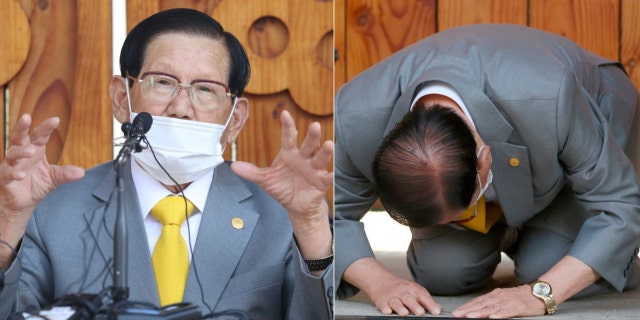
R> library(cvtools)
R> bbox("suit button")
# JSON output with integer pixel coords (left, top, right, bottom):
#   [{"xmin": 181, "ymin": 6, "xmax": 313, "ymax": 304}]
[{"xmin": 509, "ymin": 158, "xmax": 520, "ymax": 167}]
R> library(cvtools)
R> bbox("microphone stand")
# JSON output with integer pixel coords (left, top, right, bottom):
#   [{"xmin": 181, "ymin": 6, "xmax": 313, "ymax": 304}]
[
  {"xmin": 112, "ymin": 125, "xmax": 143, "ymax": 303},
  {"xmin": 105, "ymin": 115, "xmax": 202, "ymax": 319}
]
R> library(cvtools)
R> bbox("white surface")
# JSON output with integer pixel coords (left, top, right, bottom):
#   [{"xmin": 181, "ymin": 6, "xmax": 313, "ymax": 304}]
[{"xmin": 361, "ymin": 210, "xmax": 411, "ymax": 253}]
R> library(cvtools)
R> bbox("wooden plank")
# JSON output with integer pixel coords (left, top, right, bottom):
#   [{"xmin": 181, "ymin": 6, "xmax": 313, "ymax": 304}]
[
  {"xmin": 336, "ymin": 0, "xmax": 347, "ymax": 92},
  {"xmin": 529, "ymin": 0, "xmax": 619, "ymax": 60},
  {"xmin": 344, "ymin": 0, "xmax": 436, "ymax": 80},
  {"xmin": 8, "ymin": 0, "xmax": 111, "ymax": 168},
  {"xmin": 125, "ymin": 0, "xmax": 230, "ymax": 32},
  {"xmin": 0, "ymin": 0, "xmax": 31, "ymax": 86},
  {"xmin": 212, "ymin": 1, "xmax": 290, "ymax": 96},
  {"xmin": 286, "ymin": 0, "xmax": 333, "ymax": 116},
  {"xmin": 125, "ymin": 0, "xmax": 159, "ymax": 33},
  {"xmin": 621, "ymin": 0, "xmax": 640, "ymax": 91},
  {"xmin": 437, "ymin": 0, "xmax": 528, "ymax": 31},
  {"xmin": 9, "ymin": 0, "xmax": 75, "ymax": 165},
  {"xmin": 58, "ymin": 0, "xmax": 113, "ymax": 168},
  {"xmin": 213, "ymin": 0, "xmax": 332, "ymax": 116},
  {"xmin": 1, "ymin": 87, "xmax": 4, "ymax": 160}
]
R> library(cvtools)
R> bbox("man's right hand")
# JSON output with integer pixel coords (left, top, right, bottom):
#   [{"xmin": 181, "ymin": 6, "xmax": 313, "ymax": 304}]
[
  {"xmin": 0, "ymin": 114, "xmax": 84, "ymax": 269},
  {"xmin": 343, "ymin": 256, "xmax": 442, "ymax": 316}
]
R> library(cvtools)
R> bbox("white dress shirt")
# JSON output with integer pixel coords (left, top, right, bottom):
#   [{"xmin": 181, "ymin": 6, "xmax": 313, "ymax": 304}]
[{"xmin": 131, "ymin": 159, "xmax": 214, "ymax": 261}]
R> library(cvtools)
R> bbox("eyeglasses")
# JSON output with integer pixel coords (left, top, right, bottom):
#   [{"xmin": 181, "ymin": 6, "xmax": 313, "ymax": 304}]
[{"xmin": 126, "ymin": 72, "xmax": 236, "ymax": 112}]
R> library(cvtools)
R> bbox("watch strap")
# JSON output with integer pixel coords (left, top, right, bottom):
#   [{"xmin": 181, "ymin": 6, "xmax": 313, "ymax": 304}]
[
  {"xmin": 540, "ymin": 294, "xmax": 558, "ymax": 315},
  {"xmin": 304, "ymin": 254, "xmax": 333, "ymax": 272}
]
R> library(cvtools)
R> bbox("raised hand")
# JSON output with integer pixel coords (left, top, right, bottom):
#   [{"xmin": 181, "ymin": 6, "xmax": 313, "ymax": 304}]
[
  {"xmin": 0, "ymin": 114, "xmax": 84, "ymax": 268},
  {"xmin": 230, "ymin": 110, "xmax": 333, "ymax": 259}
]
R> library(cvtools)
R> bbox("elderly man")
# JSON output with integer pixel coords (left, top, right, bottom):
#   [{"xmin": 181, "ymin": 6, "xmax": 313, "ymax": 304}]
[
  {"xmin": 0, "ymin": 8, "xmax": 333, "ymax": 319},
  {"xmin": 335, "ymin": 24, "xmax": 640, "ymax": 318}
]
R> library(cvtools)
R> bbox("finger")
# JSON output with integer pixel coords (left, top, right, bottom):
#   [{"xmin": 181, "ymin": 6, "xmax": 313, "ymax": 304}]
[
  {"xmin": 310, "ymin": 140, "xmax": 334, "ymax": 170},
  {"xmin": 387, "ymin": 298, "xmax": 410, "ymax": 316},
  {"xmin": 453, "ymin": 295, "xmax": 488, "ymax": 316},
  {"xmin": 454, "ymin": 292, "xmax": 508, "ymax": 318},
  {"xmin": 9, "ymin": 114, "xmax": 33, "ymax": 146},
  {"xmin": 299, "ymin": 122, "xmax": 322, "ymax": 158},
  {"xmin": 230, "ymin": 161, "xmax": 265, "ymax": 185},
  {"xmin": 30, "ymin": 117, "xmax": 61, "ymax": 146},
  {"xmin": 416, "ymin": 293, "xmax": 442, "ymax": 315},
  {"xmin": 319, "ymin": 171, "xmax": 334, "ymax": 192},
  {"xmin": 280, "ymin": 110, "xmax": 298, "ymax": 151},
  {"xmin": 0, "ymin": 163, "xmax": 27, "ymax": 182},
  {"xmin": 465, "ymin": 303, "xmax": 502, "ymax": 319},
  {"xmin": 399, "ymin": 295, "xmax": 426, "ymax": 316},
  {"xmin": 376, "ymin": 301, "xmax": 393, "ymax": 315},
  {"xmin": 4, "ymin": 145, "xmax": 36, "ymax": 166},
  {"xmin": 51, "ymin": 165, "xmax": 85, "ymax": 186}
]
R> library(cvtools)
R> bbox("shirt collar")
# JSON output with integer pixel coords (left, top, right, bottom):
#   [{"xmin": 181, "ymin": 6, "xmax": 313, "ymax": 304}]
[
  {"xmin": 131, "ymin": 159, "xmax": 213, "ymax": 219},
  {"xmin": 410, "ymin": 82, "xmax": 476, "ymax": 130}
]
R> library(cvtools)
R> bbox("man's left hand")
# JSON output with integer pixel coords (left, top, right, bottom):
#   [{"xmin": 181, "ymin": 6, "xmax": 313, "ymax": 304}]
[
  {"xmin": 452, "ymin": 285, "xmax": 546, "ymax": 318},
  {"xmin": 230, "ymin": 110, "xmax": 333, "ymax": 260}
]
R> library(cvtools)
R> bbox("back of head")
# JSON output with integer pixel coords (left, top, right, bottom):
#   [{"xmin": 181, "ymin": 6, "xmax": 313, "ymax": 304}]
[
  {"xmin": 373, "ymin": 104, "xmax": 477, "ymax": 227},
  {"xmin": 119, "ymin": 8, "xmax": 251, "ymax": 96}
]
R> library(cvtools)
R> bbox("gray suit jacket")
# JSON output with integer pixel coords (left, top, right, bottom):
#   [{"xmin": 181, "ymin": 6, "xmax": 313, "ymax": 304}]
[
  {"xmin": 0, "ymin": 161, "xmax": 333, "ymax": 319},
  {"xmin": 335, "ymin": 24, "xmax": 640, "ymax": 298}
]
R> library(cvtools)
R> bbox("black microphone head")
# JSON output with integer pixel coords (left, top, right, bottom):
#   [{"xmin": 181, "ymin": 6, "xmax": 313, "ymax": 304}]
[
  {"xmin": 132, "ymin": 112, "xmax": 153, "ymax": 134},
  {"xmin": 120, "ymin": 122, "xmax": 133, "ymax": 136}
]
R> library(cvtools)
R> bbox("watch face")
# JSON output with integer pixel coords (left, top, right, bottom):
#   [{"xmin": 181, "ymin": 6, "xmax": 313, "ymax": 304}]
[{"xmin": 533, "ymin": 282, "xmax": 551, "ymax": 296}]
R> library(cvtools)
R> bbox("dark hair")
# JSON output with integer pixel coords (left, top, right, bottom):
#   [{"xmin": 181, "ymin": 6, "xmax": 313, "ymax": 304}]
[
  {"xmin": 119, "ymin": 8, "xmax": 251, "ymax": 97},
  {"xmin": 373, "ymin": 104, "xmax": 478, "ymax": 227}
]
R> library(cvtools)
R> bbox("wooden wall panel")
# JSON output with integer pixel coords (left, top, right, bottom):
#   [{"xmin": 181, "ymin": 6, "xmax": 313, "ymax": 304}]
[
  {"xmin": 621, "ymin": 0, "xmax": 640, "ymax": 89},
  {"xmin": 0, "ymin": 0, "xmax": 30, "ymax": 156},
  {"xmin": 0, "ymin": 0, "xmax": 30, "ymax": 87},
  {"xmin": 343, "ymin": 0, "xmax": 436, "ymax": 80},
  {"xmin": 59, "ymin": 1, "xmax": 114, "ymax": 167},
  {"xmin": 4, "ymin": 0, "xmax": 112, "ymax": 168},
  {"xmin": 336, "ymin": 0, "xmax": 347, "ymax": 91},
  {"xmin": 437, "ymin": 0, "xmax": 528, "ymax": 30},
  {"xmin": 529, "ymin": 0, "xmax": 619, "ymax": 60}
]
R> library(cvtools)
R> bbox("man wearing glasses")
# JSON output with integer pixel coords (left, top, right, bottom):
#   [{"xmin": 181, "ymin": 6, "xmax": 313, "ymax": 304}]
[
  {"xmin": 335, "ymin": 24, "xmax": 640, "ymax": 318},
  {"xmin": 0, "ymin": 8, "xmax": 333, "ymax": 319}
]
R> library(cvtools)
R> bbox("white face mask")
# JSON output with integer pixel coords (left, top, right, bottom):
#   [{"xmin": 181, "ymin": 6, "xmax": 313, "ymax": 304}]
[
  {"xmin": 123, "ymin": 78, "xmax": 236, "ymax": 185},
  {"xmin": 471, "ymin": 145, "xmax": 493, "ymax": 205}
]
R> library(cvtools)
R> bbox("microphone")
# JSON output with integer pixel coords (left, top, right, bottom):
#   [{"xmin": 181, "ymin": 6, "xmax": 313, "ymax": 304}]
[{"xmin": 121, "ymin": 112, "xmax": 153, "ymax": 153}]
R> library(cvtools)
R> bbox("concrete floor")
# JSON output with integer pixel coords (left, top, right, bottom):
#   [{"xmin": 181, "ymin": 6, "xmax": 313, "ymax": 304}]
[{"xmin": 335, "ymin": 211, "xmax": 640, "ymax": 319}]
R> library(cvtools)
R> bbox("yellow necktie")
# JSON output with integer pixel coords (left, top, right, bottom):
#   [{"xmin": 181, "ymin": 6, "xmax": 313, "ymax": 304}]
[
  {"xmin": 459, "ymin": 196, "xmax": 502, "ymax": 234},
  {"xmin": 151, "ymin": 195, "xmax": 194, "ymax": 306}
]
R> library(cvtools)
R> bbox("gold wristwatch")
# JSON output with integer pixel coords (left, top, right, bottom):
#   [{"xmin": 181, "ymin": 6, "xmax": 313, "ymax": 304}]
[{"xmin": 530, "ymin": 280, "xmax": 558, "ymax": 315}]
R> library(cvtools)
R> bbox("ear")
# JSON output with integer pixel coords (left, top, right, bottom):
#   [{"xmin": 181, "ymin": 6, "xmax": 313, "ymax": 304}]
[
  {"xmin": 476, "ymin": 145, "xmax": 492, "ymax": 184},
  {"xmin": 222, "ymin": 97, "xmax": 249, "ymax": 144},
  {"xmin": 109, "ymin": 76, "xmax": 131, "ymax": 124}
]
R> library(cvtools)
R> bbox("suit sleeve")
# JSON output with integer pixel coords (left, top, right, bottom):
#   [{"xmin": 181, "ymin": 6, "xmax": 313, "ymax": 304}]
[
  {"xmin": 555, "ymin": 68, "xmax": 640, "ymax": 291},
  {"xmin": 333, "ymin": 88, "xmax": 379, "ymax": 300},
  {"xmin": 284, "ymin": 240, "xmax": 334, "ymax": 320},
  {"xmin": 0, "ymin": 216, "xmax": 54, "ymax": 318}
]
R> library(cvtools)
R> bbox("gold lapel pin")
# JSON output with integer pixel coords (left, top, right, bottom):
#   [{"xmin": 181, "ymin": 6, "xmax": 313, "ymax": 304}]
[{"xmin": 231, "ymin": 217, "xmax": 244, "ymax": 230}]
